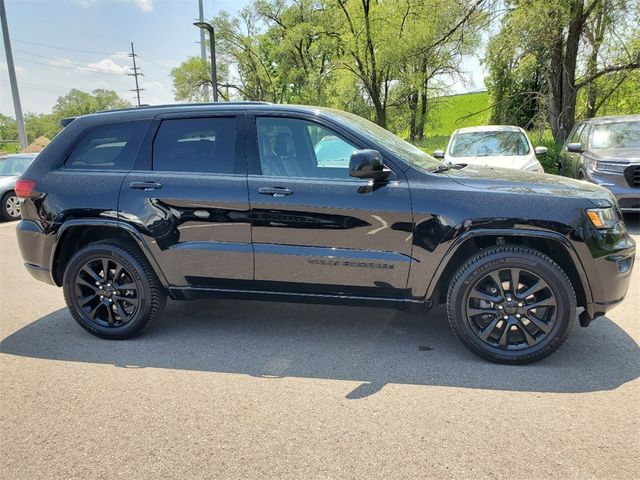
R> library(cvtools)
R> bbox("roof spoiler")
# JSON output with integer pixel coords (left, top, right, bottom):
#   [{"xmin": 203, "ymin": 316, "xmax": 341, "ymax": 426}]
[{"xmin": 59, "ymin": 117, "xmax": 77, "ymax": 128}]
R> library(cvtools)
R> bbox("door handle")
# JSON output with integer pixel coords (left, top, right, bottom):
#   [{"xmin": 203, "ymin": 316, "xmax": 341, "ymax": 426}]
[
  {"xmin": 130, "ymin": 181, "xmax": 162, "ymax": 191},
  {"xmin": 258, "ymin": 186, "xmax": 293, "ymax": 197}
]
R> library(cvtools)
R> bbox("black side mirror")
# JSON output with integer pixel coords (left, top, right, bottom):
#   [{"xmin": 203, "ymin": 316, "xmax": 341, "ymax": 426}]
[
  {"xmin": 567, "ymin": 142, "xmax": 584, "ymax": 154},
  {"xmin": 349, "ymin": 149, "xmax": 389, "ymax": 181}
]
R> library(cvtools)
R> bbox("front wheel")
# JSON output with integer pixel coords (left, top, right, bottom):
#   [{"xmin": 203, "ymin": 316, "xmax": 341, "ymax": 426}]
[
  {"xmin": 447, "ymin": 246, "xmax": 576, "ymax": 364},
  {"xmin": 63, "ymin": 241, "xmax": 166, "ymax": 339}
]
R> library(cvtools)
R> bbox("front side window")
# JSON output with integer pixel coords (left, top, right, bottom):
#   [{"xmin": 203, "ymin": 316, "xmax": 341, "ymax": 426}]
[
  {"xmin": 569, "ymin": 124, "xmax": 584, "ymax": 144},
  {"xmin": 256, "ymin": 117, "xmax": 358, "ymax": 178},
  {"xmin": 449, "ymin": 131, "xmax": 531, "ymax": 157},
  {"xmin": 153, "ymin": 117, "xmax": 236, "ymax": 173},
  {"xmin": 66, "ymin": 121, "xmax": 147, "ymax": 170},
  {"xmin": 590, "ymin": 121, "xmax": 640, "ymax": 149}
]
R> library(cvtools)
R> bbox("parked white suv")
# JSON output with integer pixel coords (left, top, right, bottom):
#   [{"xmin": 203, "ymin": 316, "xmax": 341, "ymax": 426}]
[{"xmin": 434, "ymin": 125, "xmax": 547, "ymax": 172}]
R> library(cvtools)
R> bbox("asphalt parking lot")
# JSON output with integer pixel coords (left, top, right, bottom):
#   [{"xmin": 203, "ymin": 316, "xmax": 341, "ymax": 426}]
[{"xmin": 1, "ymin": 217, "xmax": 639, "ymax": 479}]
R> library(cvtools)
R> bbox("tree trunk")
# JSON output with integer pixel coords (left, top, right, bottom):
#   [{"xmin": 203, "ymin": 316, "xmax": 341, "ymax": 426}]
[{"xmin": 408, "ymin": 91, "xmax": 419, "ymax": 141}]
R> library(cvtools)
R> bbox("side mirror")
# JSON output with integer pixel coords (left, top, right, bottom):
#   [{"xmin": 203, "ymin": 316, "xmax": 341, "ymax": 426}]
[
  {"xmin": 433, "ymin": 149, "xmax": 445, "ymax": 159},
  {"xmin": 349, "ymin": 149, "xmax": 389, "ymax": 181},
  {"xmin": 567, "ymin": 143, "xmax": 584, "ymax": 154},
  {"xmin": 534, "ymin": 146, "xmax": 548, "ymax": 156}
]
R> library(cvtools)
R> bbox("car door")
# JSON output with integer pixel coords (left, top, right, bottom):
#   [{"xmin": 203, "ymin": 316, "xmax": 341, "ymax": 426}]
[
  {"xmin": 247, "ymin": 113, "xmax": 414, "ymax": 298},
  {"xmin": 562, "ymin": 123, "xmax": 585, "ymax": 177},
  {"xmin": 119, "ymin": 112, "xmax": 253, "ymax": 289}
]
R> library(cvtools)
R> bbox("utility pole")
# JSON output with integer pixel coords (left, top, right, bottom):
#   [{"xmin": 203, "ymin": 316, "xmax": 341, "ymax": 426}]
[
  {"xmin": 193, "ymin": 21, "xmax": 218, "ymax": 102},
  {"xmin": 0, "ymin": 0, "xmax": 27, "ymax": 149},
  {"xmin": 128, "ymin": 42, "xmax": 144, "ymax": 107},
  {"xmin": 197, "ymin": 0, "xmax": 209, "ymax": 102}
]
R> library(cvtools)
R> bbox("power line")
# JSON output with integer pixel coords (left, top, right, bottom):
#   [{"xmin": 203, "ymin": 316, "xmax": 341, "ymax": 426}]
[
  {"xmin": 14, "ymin": 56, "xmax": 128, "ymax": 76},
  {"xmin": 12, "ymin": 38, "xmax": 118, "ymax": 56}
]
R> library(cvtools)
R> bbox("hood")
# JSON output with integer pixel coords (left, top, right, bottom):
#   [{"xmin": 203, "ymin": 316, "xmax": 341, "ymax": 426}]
[
  {"xmin": 589, "ymin": 147, "xmax": 640, "ymax": 163},
  {"xmin": 447, "ymin": 155, "xmax": 538, "ymax": 170},
  {"xmin": 443, "ymin": 164, "xmax": 616, "ymax": 206}
]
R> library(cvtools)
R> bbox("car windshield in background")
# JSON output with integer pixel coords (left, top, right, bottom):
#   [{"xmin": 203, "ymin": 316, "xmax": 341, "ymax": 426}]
[
  {"xmin": 0, "ymin": 155, "xmax": 33, "ymax": 176},
  {"xmin": 591, "ymin": 121, "xmax": 640, "ymax": 149},
  {"xmin": 450, "ymin": 131, "xmax": 530, "ymax": 157},
  {"xmin": 328, "ymin": 109, "xmax": 441, "ymax": 171}
]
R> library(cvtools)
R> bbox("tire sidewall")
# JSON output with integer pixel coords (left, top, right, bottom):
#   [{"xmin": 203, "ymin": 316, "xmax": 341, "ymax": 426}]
[
  {"xmin": 63, "ymin": 244, "xmax": 153, "ymax": 339},
  {"xmin": 1, "ymin": 191, "xmax": 20, "ymax": 221},
  {"xmin": 449, "ymin": 250, "xmax": 576, "ymax": 363}
]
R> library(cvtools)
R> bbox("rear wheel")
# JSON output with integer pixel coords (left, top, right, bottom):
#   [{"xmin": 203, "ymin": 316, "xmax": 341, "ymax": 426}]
[
  {"xmin": 63, "ymin": 241, "xmax": 166, "ymax": 339},
  {"xmin": 447, "ymin": 246, "xmax": 576, "ymax": 364},
  {"xmin": 1, "ymin": 191, "xmax": 21, "ymax": 221}
]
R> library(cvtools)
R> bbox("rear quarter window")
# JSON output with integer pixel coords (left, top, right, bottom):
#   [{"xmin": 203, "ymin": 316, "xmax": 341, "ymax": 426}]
[{"xmin": 65, "ymin": 121, "xmax": 148, "ymax": 170}]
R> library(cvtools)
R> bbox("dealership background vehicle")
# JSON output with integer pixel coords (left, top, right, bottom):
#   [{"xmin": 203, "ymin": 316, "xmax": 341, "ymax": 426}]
[
  {"xmin": 559, "ymin": 114, "xmax": 640, "ymax": 212},
  {"xmin": 0, "ymin": 153, "xmax": 38, "ymax": 221},
  {"xmin": 15, "ymin": 103, "xmax": 635, "ymax": 364},
  {"xmin": 434, "ymin": 125, "xmax": 547, "ymax": 172}
]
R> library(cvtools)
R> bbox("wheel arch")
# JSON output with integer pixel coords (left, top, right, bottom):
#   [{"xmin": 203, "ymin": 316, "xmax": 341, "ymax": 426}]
[
  {"xmin": 50, "ymin": 220, "xmax": 169, "ymax": 288},
  {"xmin": 428, "ymin": 229, "xmax": 593, "ymax": 322}
]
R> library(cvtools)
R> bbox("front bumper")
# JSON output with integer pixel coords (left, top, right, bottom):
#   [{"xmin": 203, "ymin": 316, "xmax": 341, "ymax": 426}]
[
  {"xmin": 586, "ymin": 170, "xmax": 640, "ymax": 212},
  {"xmin": 577, "ymin": 221, "xmax": 635, "ymax": 322}
]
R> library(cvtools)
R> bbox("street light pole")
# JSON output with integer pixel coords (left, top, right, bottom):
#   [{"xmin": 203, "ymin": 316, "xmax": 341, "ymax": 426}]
[
  {"xmin": 193, "ymin": 21, "xmax": 218, "ymax": 102},
  {"xmin": 0, "ymin": 0, "xmax": 27, "ymax": 149}
]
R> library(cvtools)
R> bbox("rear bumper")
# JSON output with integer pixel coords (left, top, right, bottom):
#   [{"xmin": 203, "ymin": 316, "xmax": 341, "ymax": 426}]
[{"xmin": 16, "ymin": 219, "xmax": 56, "ymax": 285}]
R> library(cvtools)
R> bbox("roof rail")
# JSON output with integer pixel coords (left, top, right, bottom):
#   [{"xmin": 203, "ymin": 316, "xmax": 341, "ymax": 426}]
[{"xmin": 95, "ymin": 101, "xmax": 272, "ymax": 115}]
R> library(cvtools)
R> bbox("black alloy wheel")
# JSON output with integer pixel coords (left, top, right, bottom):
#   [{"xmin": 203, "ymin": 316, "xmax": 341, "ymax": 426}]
[
  {"xmin": 447, "ymin": 246, "xmax": 576, "ymax": 364},
  {"xmin": 74, "ymin": 257, "xmax": 140, "ymax": 328},
  {"xmin": 63, "ymin": 241, "xmax": 166, "ymax": 339}
]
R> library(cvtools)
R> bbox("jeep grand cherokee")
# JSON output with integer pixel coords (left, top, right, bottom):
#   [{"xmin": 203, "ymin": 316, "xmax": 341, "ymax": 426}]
[{"xmin": 15, "ymin": 103, "xmax": 635, "ymax": 364}]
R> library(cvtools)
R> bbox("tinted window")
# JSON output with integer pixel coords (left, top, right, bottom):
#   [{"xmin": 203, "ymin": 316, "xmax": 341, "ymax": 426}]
[
  {"xmin": 153, "ymin": 117, "xmax": 236, "ymax": 173},
  {"xmin": 66, "ymin": 121, "xmax": 147, "ymax": 170},
  {"xmin": 569, "ymin": 124, "xmax": 584, "ymax": 144},
  {"xmin": 256, "ymin": 117, "xmax": 358, "ymax": 178},
  {"xmin": 450, "ymin": 131, "xmax": 530, "ymax": 157}
]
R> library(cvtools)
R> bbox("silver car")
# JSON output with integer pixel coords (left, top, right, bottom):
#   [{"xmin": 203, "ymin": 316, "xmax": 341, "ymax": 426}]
[
  {"xmin": 559, "ymin": 115, "xmax": 640, "ymax": 212},
  {"xmin": 0, "ymin": 153, "xmax": 38, "ymax": 221}
]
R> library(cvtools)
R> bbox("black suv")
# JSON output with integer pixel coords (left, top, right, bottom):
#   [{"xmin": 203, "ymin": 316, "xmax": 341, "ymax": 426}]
[{"xmin": 15, "ymin": 103, "xmax": 635, "ymax": 364}]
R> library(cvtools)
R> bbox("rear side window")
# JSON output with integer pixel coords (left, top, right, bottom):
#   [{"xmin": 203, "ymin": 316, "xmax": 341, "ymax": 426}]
[
  {"xmin": 152, "ymin": 117, "xmax": 236, "ymax": 173},
  {"xmin": 66, "ymin": 121, "xmax": 147, "ymax": 170}
]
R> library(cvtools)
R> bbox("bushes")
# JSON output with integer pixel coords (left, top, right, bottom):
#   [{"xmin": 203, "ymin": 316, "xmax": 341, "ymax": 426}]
[{"xmin": 529, "ymin": 131, "xmax": 561, "ymax": 174}]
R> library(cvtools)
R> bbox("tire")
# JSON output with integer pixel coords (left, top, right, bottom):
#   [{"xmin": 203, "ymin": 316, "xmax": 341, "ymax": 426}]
[
  {"xmin": 1, "ymin": 191, "xmax": 21, "ymax": 221},
  {"xmin": 446, "ymin": 246, "xmax": 576, "ymax": 364},
  {"xmin": 63, "ymin": 241, "xmax": 166, "ymax": 339}
]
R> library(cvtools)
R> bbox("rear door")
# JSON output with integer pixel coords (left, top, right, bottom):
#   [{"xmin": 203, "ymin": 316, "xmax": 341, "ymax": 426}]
[
  {"xmin": 119, "ymin": 111, "xmax": 252, "ymax": 288},
  {"xmin": 247, "ymin": 113, "xmax": 414, "ymax": 298}
]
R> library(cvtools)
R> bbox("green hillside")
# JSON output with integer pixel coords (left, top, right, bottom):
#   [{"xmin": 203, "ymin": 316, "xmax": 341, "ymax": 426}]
[{"xmin": 418, "ymin": 91, "xmax": 491, "ymax": 153}]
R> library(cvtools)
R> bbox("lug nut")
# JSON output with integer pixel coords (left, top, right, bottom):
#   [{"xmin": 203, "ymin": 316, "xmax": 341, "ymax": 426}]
[
  {"xmin": 518, "ymin": 302, "xmax": 523, "ymax": 307},
  {"xmin": 503, "ymin": 315, "xmax": 509, "ymax": 320},
  {"xmin": 516, "ymin": 314, "xmax": 521, "ymax": 319},
  {"xmin": 506, "ymin": 296, "xmax": 512, "ymax": 302},
  {"xmin": 497, "ymin": 305, "xmax": 503, "ymax": 310}
]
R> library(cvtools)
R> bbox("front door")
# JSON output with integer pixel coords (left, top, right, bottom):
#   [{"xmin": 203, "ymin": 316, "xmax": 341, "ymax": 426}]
[
  {"xmin": 247, "ymin": 114, "xmax": 414, "ymax": 298},
  {"xmin": 119, "ymin": 113, "xmax": 253, "ymax": 288}
]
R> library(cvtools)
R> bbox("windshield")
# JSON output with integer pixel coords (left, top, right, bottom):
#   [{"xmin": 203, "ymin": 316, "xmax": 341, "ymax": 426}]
[
  {"xmin": 328, "ymin": 109, "xmax": 441, "ymax": 170},
  {"xmin": 0, "ymin": 155, "xmax": 34, "ymax": 176},
  {"xmin": 591, "ymin": 121, "xmax": 640, "ymax": 149},
  {"xmin": 450, "ymin": 131, "xmax": 530, "ymax": 157}
]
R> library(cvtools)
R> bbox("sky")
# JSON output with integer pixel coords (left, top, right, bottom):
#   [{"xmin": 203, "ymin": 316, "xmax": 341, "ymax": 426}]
[{"xmin": 1, "ymin": 0, "xmax": 487, "ymax": 118}]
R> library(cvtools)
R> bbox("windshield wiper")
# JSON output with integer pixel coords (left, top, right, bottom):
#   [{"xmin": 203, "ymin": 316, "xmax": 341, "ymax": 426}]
[{"xmin": 430, "ymin": 163, "xmax": 466, "ymax": 173}]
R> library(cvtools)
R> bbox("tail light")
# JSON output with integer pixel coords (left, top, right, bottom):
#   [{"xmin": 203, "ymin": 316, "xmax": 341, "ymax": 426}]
[{"xmin": 15, "ymin": 179, "xmax": 37, "ymax": 198}]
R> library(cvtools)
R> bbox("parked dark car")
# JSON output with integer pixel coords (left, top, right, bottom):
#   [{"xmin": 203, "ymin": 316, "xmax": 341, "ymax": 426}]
[
  {"xmin": 15, "ymin": 103, "xmax": 635, "ymax": 364},
  {"xmin": 559, "ymin": 114, "xmax": 640, "ymax": 212}
]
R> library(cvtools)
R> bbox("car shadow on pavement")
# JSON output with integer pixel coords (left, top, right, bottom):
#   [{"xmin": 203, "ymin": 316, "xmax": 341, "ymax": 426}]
[{"xmin": 2, "ymin": 299, "xmax": 638, "ymax": 399}]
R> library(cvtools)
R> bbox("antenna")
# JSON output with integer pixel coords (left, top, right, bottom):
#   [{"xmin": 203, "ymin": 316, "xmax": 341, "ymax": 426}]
[{"xmin": 128, "ymin": 42, "xmax": 145, "ymax": 107}]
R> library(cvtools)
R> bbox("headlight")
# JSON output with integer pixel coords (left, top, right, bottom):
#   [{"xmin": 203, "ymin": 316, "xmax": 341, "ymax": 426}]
[
  {"xmin": 586, "ymin": 207, "xmax": 618, "ymax": 229},
  {"xmin": 594, "ymin": 161, "xmax": 628, "ymax": 173}
]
